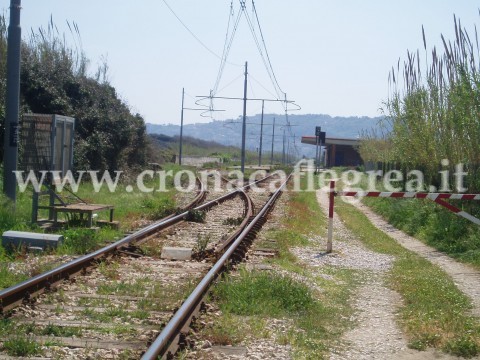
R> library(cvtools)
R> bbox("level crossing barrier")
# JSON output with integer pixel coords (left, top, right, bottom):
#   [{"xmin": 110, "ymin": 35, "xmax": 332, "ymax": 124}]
[{"xmin": 326, "ymin": 181, "xmax": 480, "ymax": 252}]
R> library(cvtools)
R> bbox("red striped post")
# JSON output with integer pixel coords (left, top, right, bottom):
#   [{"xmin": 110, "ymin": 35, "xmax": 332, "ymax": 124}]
[{"xmin": 327, "ymin": 180, "xmax": 335, "ymax": 253}]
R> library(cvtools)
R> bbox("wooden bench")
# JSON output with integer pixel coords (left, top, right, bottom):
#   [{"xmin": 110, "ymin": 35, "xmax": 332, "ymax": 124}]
[{"xmin": 50, "ymin": 204, "xmax": 115, "ymax": 228}]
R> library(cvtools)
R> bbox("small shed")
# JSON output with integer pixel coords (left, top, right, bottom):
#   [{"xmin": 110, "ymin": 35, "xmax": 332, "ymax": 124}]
[{"xmin": 301, "ymin": 136, "xmax": 362, "ymax": 167}]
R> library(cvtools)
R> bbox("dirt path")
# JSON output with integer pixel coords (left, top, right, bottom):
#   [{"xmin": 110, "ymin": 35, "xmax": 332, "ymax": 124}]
[
  {"xmin": 317, "ymin": 189, "xmax": 462, "ymax": 360},
  {"xmin": 353, "ymin": 200, "xmax": 480, "ymax": 317}
]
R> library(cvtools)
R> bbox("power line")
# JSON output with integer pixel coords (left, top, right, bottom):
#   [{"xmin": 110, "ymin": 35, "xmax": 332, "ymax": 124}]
[
  {"xmin": 240, "ymin": 2, "xmax": 283, "ymax": 100},
  {"xmin": 162, "ymin": 0, "xmax": 240, "ymax": 66},
  {"xmin": 249, "ymin": 73, "xmax": 278, "ymax": 99},
  {"xmin": 195, "ymin": 1, "xmax": 301, "ymax": 126},
  {"xmin": 212, "ymin": 2, "xmax": 243, "ymax": 95},
  {"xmin": 216, "ymin": 73, "xmax": 244, "ymax": 94},
  {"xmin": 251, "ymin": 0, "xmax": 285, "ymax": 98}
]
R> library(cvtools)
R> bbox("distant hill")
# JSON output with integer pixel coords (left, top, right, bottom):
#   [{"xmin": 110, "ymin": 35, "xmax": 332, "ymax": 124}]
[
  {"xmin": 147, "ymin": 133, "xmax": 260, "ymax": 164},
  {"xmin": 149, "ymin": 133, "xmax": 238, "ymax": 154},
  {"xmin": 147, "ymin": 114, "xmax": 383, "ymax": 158}
]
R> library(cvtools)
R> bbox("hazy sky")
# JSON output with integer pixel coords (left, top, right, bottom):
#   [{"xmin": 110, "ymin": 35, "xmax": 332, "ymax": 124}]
[{"xmin": 2, "ymin": 1, "xmax": 479, "ymax": 125}]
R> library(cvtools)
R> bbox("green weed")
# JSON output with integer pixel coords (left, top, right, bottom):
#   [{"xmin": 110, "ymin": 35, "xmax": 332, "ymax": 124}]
[
  {"xmin": 41, "ymin": 324, "xmax": 81, "ymax": 337},
  {"xmin": 214, "ymin": 271, "xmax": 315, "ymax": 317},
  {"xmin": 2, "ymin": 336, "xmax": 42, "ymax": 357},
  {"xmin": 142, "ymin": 196, "xmax": 176, "ymax": 220},
  {"xmin": 57, "ymin": 228, "xmax": 99, "ymax": 254},
  {"xmin": 0, "ymin": 263, "xmax": 29, "ymax": 290},
  {"xmin": 335, "ymin": 199, "xmax": 480, "ymax": 357},
  {"xmin": 185, "ymin": 209, "xmax": 206, "ymax": 223}
]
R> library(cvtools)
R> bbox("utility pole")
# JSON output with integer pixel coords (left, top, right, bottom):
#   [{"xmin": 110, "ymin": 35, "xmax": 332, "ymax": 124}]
[
  {"xmin": 287, "ymin": 138, "xmax": 290, "ymax": 164},
  {"xmin": 179, "ymin": 88, "xmax": 215, "ymax": 165},
  {"xmin": 282, "ymin": 129, "xmax": 286, "ymax": 165},
  {"xmin": 258, "ymin": 100, "xmax": 264, "ymax": 167},
  {"xmin": 3, "ymin": 0, "xmax": 22, "ymax": 202},
  {"xmin": 270, "ymin": 117, "xmax": 275, "ymax": 166},
  {"xmin": 240, "ymin": 61, "xmax": 248, "ymax": 174},
  {"xmin": 179, "ymin": 88, "xmax": 185, "ymax": 166}
]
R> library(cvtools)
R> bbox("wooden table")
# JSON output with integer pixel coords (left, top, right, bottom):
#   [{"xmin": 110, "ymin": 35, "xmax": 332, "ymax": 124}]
[{"xmin": 52, "ymin": 204, "xmax": 115, "ymax": 228}]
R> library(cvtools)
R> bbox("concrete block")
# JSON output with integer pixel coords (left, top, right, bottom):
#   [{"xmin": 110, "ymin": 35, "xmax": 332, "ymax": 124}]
[
  {"xmin": 161, "ymin": 247, "xmax": 192, "ymax": 261},
  {"xmin": 2, "ymin": 230, "xmax": 63, "ymax": 250}
]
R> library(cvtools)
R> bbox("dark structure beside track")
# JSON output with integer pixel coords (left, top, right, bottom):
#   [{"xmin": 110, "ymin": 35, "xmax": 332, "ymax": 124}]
[{"xmin": 301, "ymin": 136, "xmax": 362, "ymax": 167}]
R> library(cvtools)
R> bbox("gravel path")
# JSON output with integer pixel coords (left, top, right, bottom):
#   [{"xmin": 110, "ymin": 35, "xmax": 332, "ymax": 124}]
[
  {"xmin": 312, "ymin": 189, "xmax": 407, "ymax": 359},
  {"xmin": 317, "ymin": 188, "xmax": 462, "ymax": 360},
  {"xmin": 354, "ymin": 200, "xmax": 480, "ymax": 317},
  {"xmin": 184, "ymin": 183, "xmax": 471, "ymax": 359}
]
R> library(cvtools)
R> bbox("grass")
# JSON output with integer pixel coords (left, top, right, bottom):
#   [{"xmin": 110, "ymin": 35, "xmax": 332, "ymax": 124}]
[
  {"xmin": 200, "ymin": 313, "xmax": 261, "ymax": 345},
  {"xmin": 335, "ymin": 198, "xmax": 480, "ymax": 357},
  {"xmin": 199, "ymin": 175, "xmax": 358, "ymax": 359},
  {"xmin": 0, "ymin": 164, "xmax": 189, "ymax": 290},
  {"xmin": 258, "ymin": 175, "xmax": 325, "ymax": 271},
  {"xmin": 82, "ymin": 307, "xmax": 150, "ymax": 322},
  {"xmin": 141, "ymin": 196, "xmax": 176, "ymax": 220},
  {"xmin": 285, "ymin": 178, "xmax": 326, "ymax": 237},
  {"xmin": 97, "ymin": 278, "xmax": 151, "ymax": 297},
  {"xmin": 40, "ymin": 324, "xmax": 81, "ymax": 337},
  {"xmin": 349, "ymin": 171, "xmax": 480, "ymax": 268},
  {"xmin": 214, "ymin": 270, "xmax": 316, "ymax": 317},
  {"xmin": 363, "ymin": 196, "xmax": 480, "ymax": 268},
  {"xmin": 0, "ymin": 262, "xmax": 29, "ymax": 289},
  {"xmin": 2, "ymin": 336, "xmax": 42, "ymax": 357},
  {"xmin": 98, "ymin": 260, "xmax": 120, "ymax": 280}
]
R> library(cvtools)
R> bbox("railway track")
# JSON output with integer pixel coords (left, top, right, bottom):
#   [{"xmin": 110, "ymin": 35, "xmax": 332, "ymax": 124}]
[{"xmin": 0, "ymin": 172, "xmax": 289, "ymax": 359}]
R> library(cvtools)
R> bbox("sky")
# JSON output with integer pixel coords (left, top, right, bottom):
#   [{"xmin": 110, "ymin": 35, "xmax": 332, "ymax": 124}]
[{"xmin": 1, "ymin": 1, "xmax": 479, "ymax": 125}]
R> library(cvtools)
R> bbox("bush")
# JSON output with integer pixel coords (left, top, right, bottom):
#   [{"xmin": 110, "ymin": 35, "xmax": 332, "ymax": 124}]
[
  {"xmin": 142, "ymin": 197, "xmax": 175, "ymax": 220},
  {"xmin": 58, "ymin": 228, "xmax": 99, "ymax": 254}
]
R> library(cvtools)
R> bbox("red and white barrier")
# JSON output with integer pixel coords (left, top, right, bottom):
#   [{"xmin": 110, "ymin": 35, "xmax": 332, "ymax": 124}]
[
  {"xmin": 338, "ymin": 191, "xmax": 480, "ymax": 200},
  {"xmin": 337, "ymin": 191, "xmax": 480, "ymax": 226},
  {"xmin": 325, "ymin": 184, "xmax": 480, "ymax": 253}
]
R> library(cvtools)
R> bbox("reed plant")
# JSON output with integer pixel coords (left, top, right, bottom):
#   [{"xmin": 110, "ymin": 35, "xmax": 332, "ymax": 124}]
[{"xmin": 361, "ymin": 15, "xmax": 480, "ymax": 191}]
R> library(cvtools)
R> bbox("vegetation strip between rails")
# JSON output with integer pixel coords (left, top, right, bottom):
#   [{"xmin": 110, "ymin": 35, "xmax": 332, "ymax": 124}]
[
  {"xmin": 141, "ymin": 174, "xmax": 290, "ymax": 359},
  {"xmin": 335, "ymin": 198, "xmax": 480, "ymax": 357},
  {"xmin": 193, "ymin": 176, "xmax": 358, "ymax": 359}
]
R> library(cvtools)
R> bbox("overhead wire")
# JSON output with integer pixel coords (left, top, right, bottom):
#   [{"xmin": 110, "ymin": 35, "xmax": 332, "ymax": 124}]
[
  {"xmin": 240, "ymin": 2, "xmax": 283, "ymax": 100},
  {"xmin": 216, "ymin": 73, "xmax": 245, "ymax": 94},
  {"xmin": 251, "ymin": 0, "xmax": 286, "ymax": 100},
  {"xmin": 248, "ymin": 73, "xmax": 278, "ymax": 99},
  {"xmin": 162, "ymin": 0, "xmax": 241, "ymax": 66},
  {"xmin": 209, "ymin": 1, "xmax": 244, "ymax": 117},
  {"xmin": 212, "ymin": 2, "xmax": 243, "ymax": 95},
  {"xmin": 248, "ymin": 74, "xmax": 257, "ymax": 99},
  {"xmin": 195, "ymin": 1, "xmax": 301, "ymax": 133}
]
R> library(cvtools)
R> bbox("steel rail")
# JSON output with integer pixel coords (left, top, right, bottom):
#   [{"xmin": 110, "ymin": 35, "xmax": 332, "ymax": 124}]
[
  {"xmin": 0, "ymin": 178, "xmax": 200, "ymax": 312},
  {"xmin": 214, "ymin": 187, "xmax": 254, "ymax": 255},
  {"xmin": 0, "ymin": 173, "xmax": 275, "ymax": 313},
  {"xmin": 141, "ymin": 173, "xmax": 291, "ymax": 360}
]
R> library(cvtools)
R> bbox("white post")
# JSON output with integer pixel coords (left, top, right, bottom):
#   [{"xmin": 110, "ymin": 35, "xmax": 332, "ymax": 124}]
[{"xmin": 327, "ymin": 180, "xmax": 335, "ymax": 253}]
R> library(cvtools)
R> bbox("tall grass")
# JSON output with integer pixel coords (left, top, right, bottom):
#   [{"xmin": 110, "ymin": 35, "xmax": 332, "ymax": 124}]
[{"xmin": 360, "ymin": 15, "xmax": 480, "ymax": 191}]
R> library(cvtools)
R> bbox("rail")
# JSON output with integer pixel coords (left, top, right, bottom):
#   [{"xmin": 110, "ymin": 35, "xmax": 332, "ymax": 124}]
[
  {"xmin": 141, "ymin": 173, "xmax": 291, "ymax": 359},
  {"xmin": 0, "ymin": 173, "xmax": 275, "ymax": 313}
]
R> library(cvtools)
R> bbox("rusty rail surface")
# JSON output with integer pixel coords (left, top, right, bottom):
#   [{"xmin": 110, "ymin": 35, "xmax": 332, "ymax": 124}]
[{"xmin": 141, "ymin": 173, "xmax": 291, "ymax": 360}]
